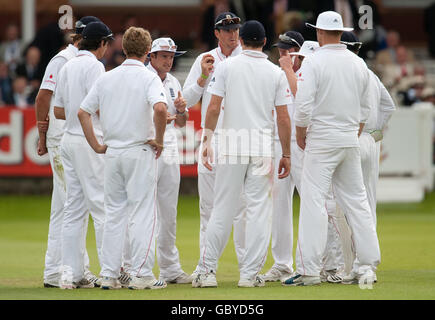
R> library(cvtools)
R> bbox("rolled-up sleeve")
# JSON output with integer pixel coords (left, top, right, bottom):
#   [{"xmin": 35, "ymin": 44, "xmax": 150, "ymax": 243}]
[
  {"xmin": 294, "ymin": 58, "xmax": 316, "ymax": 127},
  {"xmin": 359, "ymin": 65, "xmax": 371, "ymax": 124},
  {"xmin": 377, "ymin": 79, "xmax": 396, "ymax": 130}
]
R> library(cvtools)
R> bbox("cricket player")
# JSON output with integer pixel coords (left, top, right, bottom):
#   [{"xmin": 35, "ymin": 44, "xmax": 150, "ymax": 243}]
[
  {"xmin": 193, "ymin": 20, "xmax": 292, "ymax": 288},
  {"xmin": 53, "ymin": 21, "xmax": 113, "ymax": 289},
  {"xmin": 78, "ymin": 27, "xmax": 168, "ymax": 290},
  {"xmin": 146, "ymin": 37, "xmax": 193, "ymax": 284},
  {"xmin": 282, "ymin": 11, "xmax": 380, "ymax": 287},
  {"xmin": 261, "ymin": 38, "xmax": 321, "ymax": 282},
  {"xmin": 183, "ymin": 12, "xmax": 246, "ymax": 276},
  {"xmin": 35, "ymin": 16, "xmax": 101, "ymax": 288},
  {"xmin": 335, "ymin": 31, "xmax": 395, "ymax": 284}
]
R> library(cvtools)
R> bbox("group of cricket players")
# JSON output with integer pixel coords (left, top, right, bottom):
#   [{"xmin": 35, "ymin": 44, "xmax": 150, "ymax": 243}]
[{"xmin": 35, "ymin": 9, "xmax": 396, "ymax": 290}]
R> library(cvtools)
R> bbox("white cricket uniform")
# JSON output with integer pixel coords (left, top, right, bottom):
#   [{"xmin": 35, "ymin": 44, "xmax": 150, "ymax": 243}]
[
  {"xmin": 54, "ymin": 50, "xmax": 106, "ymax": 282},
  {"xmin": 294, "ymin": 44, "xmax": 380, "ymax": 277},
  {"xmin": 147, "ymin": 63, "xmax": 185, "ymax": 281},
  {"xmin": 81, "ymin": 59, "xmax": 167, "ymax": 279},
  {"xmin": 198, "ymin": 50, "xmax": 292, "ymax": 280},
  {"xmin": 40, "ymin": 44, "xmax": 92, "ymax": 284},
  {"xmin": 183, "ymin": 44, "xmax": 246, "ymax": 269},
  {"xmin": 331, "ymin": 69, "xmax": 395, "ymax": 274}
]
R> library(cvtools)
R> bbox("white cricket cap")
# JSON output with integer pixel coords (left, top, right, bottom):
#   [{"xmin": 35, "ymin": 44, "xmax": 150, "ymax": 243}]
[
  {"xmin": 150, "ymin": 37, "xmax": 186, "ymax": 57},
  {"xmin": 306, "ymin": 11, "xmax": 353, "ymax": 32},
  {"xmin": 289, "ymin": 41, "xmax": 319, "ymax": 57}
]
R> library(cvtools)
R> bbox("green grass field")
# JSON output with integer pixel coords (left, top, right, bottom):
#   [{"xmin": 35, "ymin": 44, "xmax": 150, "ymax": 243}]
[{"xmin": 1, "ymin": 192, "xmax": 435, "ymax": 300}]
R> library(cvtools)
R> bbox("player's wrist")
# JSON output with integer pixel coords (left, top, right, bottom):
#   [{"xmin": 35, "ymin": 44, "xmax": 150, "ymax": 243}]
[
  {"xmin": 176, "ymin": 108, "xmax": 187, "ymax": 116},
  {"xmin": 282, "ymin": 154, "xmax": 291, "ymax": 158}
]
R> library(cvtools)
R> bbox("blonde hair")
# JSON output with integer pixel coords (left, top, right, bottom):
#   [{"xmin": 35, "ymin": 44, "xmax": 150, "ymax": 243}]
[{"xmin": 122, "ymin": 27, "xmax": 152, "ymax": 58}]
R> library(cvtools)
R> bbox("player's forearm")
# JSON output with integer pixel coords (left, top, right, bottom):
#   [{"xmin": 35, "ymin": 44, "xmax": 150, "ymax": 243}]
[
  {"xmin": 358, "ymin": 123, "xmax": 365, "ymax": 137},
  {"xmin": 78, "ymin": 109, "xmax": 100, "ymax": 152},
  {"xmin": 35, "ymin": 89, "xmax": 52, "ymax": 122},
  {"xmin": 153, "ymin": 103, "xmax": 167, "ymax": 145},
  {"xmin": 277, "ymin": 113, "xmax": 291, "ymax": 156},
  {"xmin": 283, "ymin": 68, "xmax": 298, "ymax": 97}
]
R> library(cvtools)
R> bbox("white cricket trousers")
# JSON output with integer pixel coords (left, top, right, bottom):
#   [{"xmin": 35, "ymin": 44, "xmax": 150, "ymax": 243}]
[
  {"xmin": 100, "ymin": 145, "xmax": 158, "ymax": 279},
  {"xmin": 60, "ymin": 133, "xmax": 105, "ymax": 282},
  {"xmin": 296, "ymin": 146, "xmax": 380, "ymax": 277},
  {"xmin": 270, "ymin": 140, "xmax": 303, "ymax": 274},
  {"xmin": 44, "ymin": 145, "xmax": 91, "ymax": 283},
  {"xmin": 156, "ymin": 151, "xmax": 184, "ymax": 280},
  {"xmin": 199, "ymin": 156, "xmax": 273, "ymax": 279},
  {"xmin": 197, "ymin": 137, "xmax": 246, "ymax": 271}
]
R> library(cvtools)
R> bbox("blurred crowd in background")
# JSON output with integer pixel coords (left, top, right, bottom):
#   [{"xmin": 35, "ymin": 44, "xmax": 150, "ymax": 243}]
[{"xmin": 1, "ymin": 0, "xmax": 435, "ymax": 109}]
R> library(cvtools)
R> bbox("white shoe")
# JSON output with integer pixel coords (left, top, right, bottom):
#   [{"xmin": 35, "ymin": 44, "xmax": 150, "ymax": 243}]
[
  {"xmin": 321, "ymin": 269, "xmax": 343, "ymax": 283},
  {"xmin": 342, "ymin": 270, "xmax": 375, "ymax": 286},
  {"xmin": 75, "ymin": 278, "xmax": 96, "ymax": 289},
  {"xmin": 192, "ymin": 271, "xmax": 217, "ymax": 288},
  {"xmin": 260, "ymin": 268, "xmax": 293, "ymax": 282},
  {"xmin": 101, "ymin": 276, "xmax": 122, "ymax": 290},
  {"xmin": 59, "ymin": 265, "xmax": 75, "ymax": 289},
  {"xmin": 84, "ymin": 271, "xmax": 100, "ymax": 287},
  {"xmin": 281, "ymin": 274, "xmax": 321, "ymax": 286},
  {"xmin": 118, "ymin": 270, "xmax": 132, "ymax": 288},
  {"xmin": 238, "ymin": 276, "xmax": 265, "ymax": 288},
  {"xmin": 128, "ymin": 276, "xmax": 167, "ymax": 290},
  {"xmin": 166, "ymin": 272, "xmax": 194, "ymax": 284}
]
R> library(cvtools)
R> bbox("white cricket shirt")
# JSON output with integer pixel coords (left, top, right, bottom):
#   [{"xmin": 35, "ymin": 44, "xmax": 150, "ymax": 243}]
[
  {"xmin": 80, "ymin": 59, "xmax": 167, "ymax": 149},
  {"xmin": 54, "ymin": 50, "xmax": 105, "ymax": 137},
  {"xmin": 207, "ymin": 50, "xmax": 292, "ymax": 157},
  {"xmin": 294, "ymin": 44, "xmax": 371, "ymax": 150},
  {"xmin": 183, "ymin": 43, "xmax": 242, "ymax": 129},
  {"xmin": 147, "ymin": 63, "xmax": 181, "ymax": 154},
  {"xmin": 364, "ymin": 69, "xmax": 396, "ymax": 133},
  {"xmin": 40, "ymin": 44, "xmax": 78, "ymax": 147}
]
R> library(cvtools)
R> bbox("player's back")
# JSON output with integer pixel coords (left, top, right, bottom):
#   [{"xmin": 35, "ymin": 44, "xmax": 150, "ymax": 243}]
[{"xmin": 92, "ymin": 59, "xmax": 166, "ymax": 149}]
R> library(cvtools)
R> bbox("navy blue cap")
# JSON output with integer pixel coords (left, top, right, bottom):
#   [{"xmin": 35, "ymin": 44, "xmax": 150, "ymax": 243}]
[
  {"xmin": 82, "ymin": 21, "xmax": 114, "ymax": 40},
  {"xmin": 215, "ymin": 12, "xmax": 242, "ymax": 30},
  {"xmin": 75, "ymin": 16, "xmax": 101, "ymax": 35},
  {"xmin": 240, "ymin": 20, "xmax": 265, "ymax": 42},
  {"xmin": 273, "ymin": 31, "xmax": 304, "ymax": 50}
]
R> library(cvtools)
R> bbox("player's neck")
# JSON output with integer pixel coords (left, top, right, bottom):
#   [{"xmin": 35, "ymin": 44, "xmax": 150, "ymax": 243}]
[{"xmin": 218, "ymin": 42, "xmax": 235, "ymax": 58}]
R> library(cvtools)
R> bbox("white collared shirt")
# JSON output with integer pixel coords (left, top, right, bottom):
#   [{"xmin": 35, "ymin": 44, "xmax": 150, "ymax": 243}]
[
  {"xmin": 54, "ymin": 50, "xmax": 105, "ymax": 137},
  {"xmin": 183, "ymin": 43, "xmax": 242, "ymax": 128},
  {"xmin": 208, "ymin": 49, "xmax": 292, "ymax": 157},
  {"xmin": 40, "ymin": 44, "xmax": 78, "ymax": 147},
  {"xmin": 147, "ymin": 63, "xmax": 181, "ymax": 153},
  {"xmin": 80, "ymin": 59, "xmax": 167, "ymax": 149},
  {"xmin": 294, "ymin": 43, "xmax": 371, "ymax": 150}
]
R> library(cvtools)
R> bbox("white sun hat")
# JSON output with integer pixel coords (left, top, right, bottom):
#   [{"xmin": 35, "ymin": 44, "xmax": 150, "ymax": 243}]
[
  {"xmin": 289, "ymin": 41, "xmax": 319, "ymax": 57},
  {"xmin": 149, "ymin": 37, "xmax": 186, "ymax": 57},
  {"xmin": 306, "ymin": 11, "xmax": 353, "ymax": 32}
]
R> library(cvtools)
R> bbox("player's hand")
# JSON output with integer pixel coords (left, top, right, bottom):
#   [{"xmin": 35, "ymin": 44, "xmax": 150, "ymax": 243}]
[
  {"xmin": 166, "ymin": 112, "xmax": 177, "ymax": 124},
  {"xmin": 202, "ymin": 142, "xmax": 214, "ymax": 171},
  {"xmin": 279, "ymin": 54, "xmax": 293, "ymax": 73},
  {"xmin": 146, "ymin": 139, "xmax": 164, "ymax": 159},
  {"xmin": 94, "ymin": 144, "xmax": 108, "ymax": 154},
  {"xmin": 174, "ymin": 91, "xmax": 187, "ymax": 114},
  {"xmin": 296, "ymin": 135, "xmax": 306, "ymax": 150},
  {"xmin": 37, "ymin": 120, "xmax": 49, "ymax": 133},
  {"xmin": 200, "ymin": 54, "xmax": 215, "ymax": 77},
  {"xmin": 37, "ymin": 138, "xmax": 48, "ymax": 156},
  {"xmin": 278, "ymin": 157, "xmax": 290, "ymax": 179}
]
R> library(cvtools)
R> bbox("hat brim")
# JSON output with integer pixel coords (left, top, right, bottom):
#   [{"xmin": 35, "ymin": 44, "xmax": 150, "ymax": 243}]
[
  {"xmin": 272, "ymin": 42, "xmax": 298, "ymax": 50},
  {"xmin": 216, "ymin": 23, "xmax": 242, "ymax": 30},
  {"xmin": 305, "ymin": 22, "xmax": 353, "ymax": 32},
  {"xmin": 148, "ymin": 50, "xmax": 187, "ymax": 58}
]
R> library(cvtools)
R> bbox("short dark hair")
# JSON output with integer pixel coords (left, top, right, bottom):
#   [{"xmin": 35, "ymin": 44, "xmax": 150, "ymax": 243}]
[
  {"xmin": 79, "ymin": 38, "xmax": 108, "ymax": 51},
  {"xmin": 242, "ymin": 39, "xmax": 264, "ymax": 48}
]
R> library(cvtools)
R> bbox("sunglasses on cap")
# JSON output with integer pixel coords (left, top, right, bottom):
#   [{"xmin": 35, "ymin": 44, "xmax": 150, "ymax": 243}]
[
  {"xmin": 157, "ymin": 44, "xmax": 177, "ymax": 51},
  {"xmin": 75, "ymin": 20, "xmax": 87, "ymax": 29},
  {"xmin": 341, "ymin": 41, "xmax": 362, "ymax": 52},
  {"xmin": 215, "ymin": 17, "xmax": 241, "ymax": 27},
  {"xmin": 278, "ymin": 34, "xmax": 301, "ymax": 48}
]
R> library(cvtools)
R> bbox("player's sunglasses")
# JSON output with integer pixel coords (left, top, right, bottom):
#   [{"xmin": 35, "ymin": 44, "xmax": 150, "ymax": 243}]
[
  {"xmin": 278, "ymin": 34, "xmax": 301, "ymax": 48},
  {"xmin": 215, "ymin": 17, "xmax": 241, "ymax": 27},
  {"xmin": 341, "ymin": 41, "xmax": 362, "ymax": 52},
  {"xmin": 75, "ymin": 20, "xmax": 87, "ymax": 29},
  {"xmin": 157, "ymin": 44, "xmax": 178, "ymax": 51}
]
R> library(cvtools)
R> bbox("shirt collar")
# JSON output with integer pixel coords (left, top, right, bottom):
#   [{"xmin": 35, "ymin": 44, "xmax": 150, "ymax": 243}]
[
  {"xmin": 77, "ymin": 50, "xmax": 97, "ymax": 59},
  {"xmin": 122, "ymin": 58, "xmax": 146, "ymax": 67},
  {"xmin": 216, "ymin": 43, "xmax": 242, "ymax": 60},
  {"xmin": 318, "ymin": 44, "xmax": 347, "ymax": 50},
  {"xmin": 68, "ymin": 44, "xmax": 78, "ymax": 55},
  {"xmin": 241, "ymin": 49, "xmax": 268, "ymax": 59}
]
